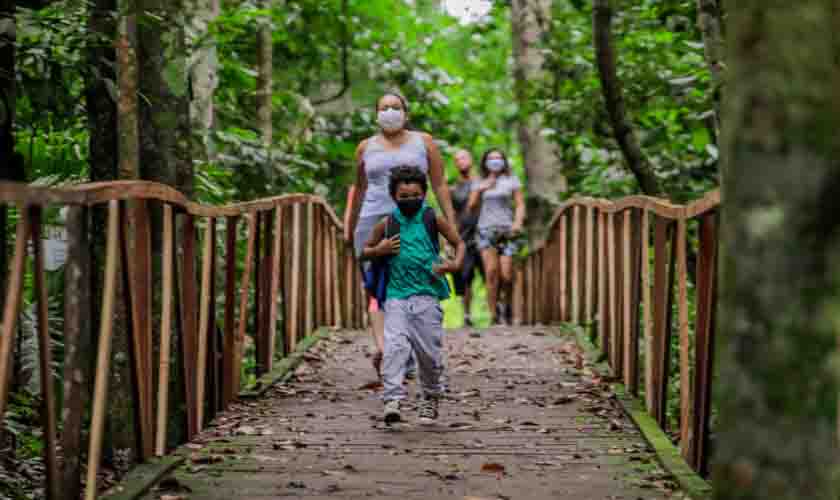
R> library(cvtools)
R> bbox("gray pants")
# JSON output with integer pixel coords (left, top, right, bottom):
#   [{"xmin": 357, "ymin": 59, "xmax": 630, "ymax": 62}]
[{"xmin": 382, "ymin": 295, "xmax": 445, "ymax": 401}]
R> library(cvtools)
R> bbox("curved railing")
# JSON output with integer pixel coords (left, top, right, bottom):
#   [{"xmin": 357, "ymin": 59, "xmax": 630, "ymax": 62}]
[
  {"xmin": 515, "ymin": 189, "xmax": 720, "ymax": 476},
  {"xmin": 0, "ymin": 181, "xmax": 367, "ymax": 500}
]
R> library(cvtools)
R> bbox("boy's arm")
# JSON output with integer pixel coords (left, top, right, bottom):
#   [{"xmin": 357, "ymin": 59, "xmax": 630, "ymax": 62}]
[
  {"xmin": 362, "ymin": 220, "xmax": 400, "ymax": 260},
  {"xmin": 434, "ymin": 214, "xmax": 465, "ymax": 273}
]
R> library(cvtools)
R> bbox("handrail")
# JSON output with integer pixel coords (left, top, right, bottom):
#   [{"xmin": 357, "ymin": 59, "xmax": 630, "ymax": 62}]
[
  {"xmin": 536, "ymin": 189, "xmax": 720, "ymax": 250},
  {"xmin": 515, "ymin": 189, "xmax": 720, "ymax": 478},
  {"xmin": 0, "ymin": 180, "xmax": 345, "ymax": 228},
  {"xmin": 0, "ymin": 181, "xmax": 365, "ymax": 500}
]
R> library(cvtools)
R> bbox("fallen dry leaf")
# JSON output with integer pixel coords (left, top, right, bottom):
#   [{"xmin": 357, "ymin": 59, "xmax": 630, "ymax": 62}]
[{"xmin": 480, "ymin": 463, "xmax": 505, "ymax": 474}]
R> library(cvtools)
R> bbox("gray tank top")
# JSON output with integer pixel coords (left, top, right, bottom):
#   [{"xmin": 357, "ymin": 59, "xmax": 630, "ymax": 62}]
[{"xmin": 360, "ymin": 132, "xmax": 429, "ymax": 218}]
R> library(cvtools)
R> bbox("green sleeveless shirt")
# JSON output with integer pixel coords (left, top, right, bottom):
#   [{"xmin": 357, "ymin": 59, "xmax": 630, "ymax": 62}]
[{"xmin": 386, "ymin": 205, "xmax": 450, "ymax": 301}]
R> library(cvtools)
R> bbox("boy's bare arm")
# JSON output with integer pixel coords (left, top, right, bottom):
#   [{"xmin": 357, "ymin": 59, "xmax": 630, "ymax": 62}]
[
  {"xmin": 362, "ymin": 220, "xmax": 399, "ymax": 260},
  {"xmin": 434, "ymin": 214, "xmax": 465, "ymax": 273}
]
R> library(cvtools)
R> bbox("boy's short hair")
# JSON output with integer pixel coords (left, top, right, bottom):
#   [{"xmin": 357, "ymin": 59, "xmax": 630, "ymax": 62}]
[{"xmin": 389, "ymin": 165, "xmax": 428, "ymax": 198}]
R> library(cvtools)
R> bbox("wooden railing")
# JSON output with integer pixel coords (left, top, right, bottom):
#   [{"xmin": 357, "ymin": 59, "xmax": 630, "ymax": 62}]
[
  {"xmin": 514, "ymin": 190, "xmax": 720, "ymax": 476},
  {"xmin": 0, "ymin": 181, "xmax": 367, "ymax": 500}
]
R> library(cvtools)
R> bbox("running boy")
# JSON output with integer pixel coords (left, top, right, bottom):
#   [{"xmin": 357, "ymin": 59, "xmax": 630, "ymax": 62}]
[{"xmin": 363, "ymin": 166, "xmax": 465, "ymax": 424}]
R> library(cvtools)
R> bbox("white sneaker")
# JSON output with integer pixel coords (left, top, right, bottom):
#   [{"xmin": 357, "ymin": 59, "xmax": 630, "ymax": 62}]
[{"xmin": 384, "ymin": 400, "xmax": 401, "ymax": 425}]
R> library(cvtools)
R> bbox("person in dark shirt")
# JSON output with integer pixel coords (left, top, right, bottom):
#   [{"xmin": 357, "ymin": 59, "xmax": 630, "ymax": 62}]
[{"xmin": 449, "ymin": 149, "xmax": 483, "ymax": 327}]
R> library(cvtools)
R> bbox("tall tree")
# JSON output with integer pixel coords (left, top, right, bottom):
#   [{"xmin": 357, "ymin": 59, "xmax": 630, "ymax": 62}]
[
  {"xmin": 715, "ymin": 1, "xmax": 839, "ymax": 499},
  {"xmin": 695, "ymin": 0, "xmax": 724, "ymax": 133},
  {"xmin": 189, "ymin": 0, "xmax": 219, "ymax": 161},
  {"xmin": 256, "ymin": 0, "xmax": 272, "ymax": 178},
  {"xmin": 510, "ymin": 0, "xmax": 565, "ymax": 238},
  {"xmin": 592, "ymin": 0, "xmax": 661, "ymax": 195},
  {"xmin": 137, "ymin": 0, "xmax": 192, "ymax": 196}
]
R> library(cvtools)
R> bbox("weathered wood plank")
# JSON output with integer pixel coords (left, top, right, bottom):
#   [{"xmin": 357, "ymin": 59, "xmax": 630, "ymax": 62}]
[
  {"xmin": 84, "ymin": 201, "xmax": 120, "ymax": 500},
  {"xmin": 642, "ymin": 210, "xmax": 654, "ymax": 413},
  {"xmin": 676, "ymin": 218, "xmax": 692, "ymax": 462},
  {"xmin": 178, "ymin": 214, "xmax": 199, "ymax": 439},
  {"xmin": 196, "ymin": 217, "xmax": 215, "ymax": 430},
  {"xmin": 0, "ymin": 213, "xmax": 28, "ymax": 427},
  {"xmin": 222, "ymin": 216, "xmax": 239, "ymax": 407},
  {"xmin": 691, "ymin": 212, "xmax": 717, "ymax": 475},
  {"xmin": 156, "ymin": 204, "xmax": 175, "ymax": 456},
  {"xmin": 585, "ymin": 205, "xmax": 595, "ymax": 324},
  {"xmin": 289, "ymin": 204, "xmax": 302, "ymax": 349}
]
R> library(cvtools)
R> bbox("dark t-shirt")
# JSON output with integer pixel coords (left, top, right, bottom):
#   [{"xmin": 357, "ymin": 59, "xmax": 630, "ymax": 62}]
[{"xmin": 451, "ymin": 179, "xmax": 479, "ymax": 247}]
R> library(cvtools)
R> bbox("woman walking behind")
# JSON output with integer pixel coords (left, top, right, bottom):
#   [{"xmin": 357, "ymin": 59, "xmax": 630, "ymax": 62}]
[
  {"xmin": 468, "ymin": 149, "xmax": 525, "ymax": 326},
  {"xmin": 345, "ymin": 92, "xmax": 457, "ymax": 377},
  {"xmin": 449, "ymin": 149, "xmax": 483, "ymax": 327}
]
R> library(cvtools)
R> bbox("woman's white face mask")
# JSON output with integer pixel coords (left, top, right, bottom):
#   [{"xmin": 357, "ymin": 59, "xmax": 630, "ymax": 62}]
[
  {"xmin": 377, "ymin": 108, "xmax": 405, "ymax": 132},
  {"xmin": 486, "ymin": 158, "xmax": 506, "ymax": 172}
]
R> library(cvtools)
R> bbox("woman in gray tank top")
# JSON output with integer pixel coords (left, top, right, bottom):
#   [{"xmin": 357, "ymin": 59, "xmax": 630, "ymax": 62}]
[
  {"xmin": 345, "ymin": 92, "xmax": 457, "ymax": 377},
  {"xmin": 468, "ymin": 149, "xmax": 526, "ymax": 326}
]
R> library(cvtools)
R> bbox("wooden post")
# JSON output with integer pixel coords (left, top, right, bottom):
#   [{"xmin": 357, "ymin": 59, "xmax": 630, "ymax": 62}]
[
  {"xmin": 268, "ymin": 207, "xmax": 283, "ymax": 363},
  {"xmin": 691, "ymin": 213, "xmax": 717, "ymax": 475},
  {"xmin": 584, "ymin": 205, "xmax": 594, "ymax": 324},
  {"xmin": 598, "ymin": 211, "xmax": 608, "ymax": 351},
  {"xmin": 252, "ymin": 212, "xmax": 263, "ymax": 376},
  {"xmin": 288, "ymin": 203, "xmax": 302, "ymax": 348},
  {"xmin": 156, "ymin": 205, "xmax": 174, "ymax": 456},
  {"xmin": 222, "ymin": 216, "xmax": 239, "ymax": 406},
  {"xmin": 237, "ymin": 212, "xmax": 258, "ymax": 385},
  {"xmin": 676, "ymin": 218, "xmax": 692, "ymax": 462},
  {"xmin": 571, "ymin": 206, "xmax": 580, "ymax": 324},
  {"xmin": 622, "ymin": 210, "xmax": 634, "ymax": 391},
  {"xmin": 607, "ymin": 212, "xmax": 618, "ymax": 374},
  {"xmin": 195, "ymin": 217, "xmax": 215, "ymax": 430},
  {"xmin": 84, "ymin": 201, "xmax": 120, "ymax": 500},
  {"xmin": 0, "ymin": 213, "xmax": 27, "ymax": 431},
  {"xmin": 178, "ymin": 214, "xmax": 199, "ymax": 439},
  {"xmin": 331, "ymin": 226, "xmax": 342, "ymax": 328},
  {"xmin": 305, "ymin": 202, "xmax": 315, "ymax": 337},
  {"xmin": 124, "ymin": 201, "xmax": 154, "ymax": 460},
  {"xmin": 651, "ymin": 216, "xmax": 674, "ymax": 426},
  {"xmin": 642, "ymin": 210, "xmax": 654, "ymax": 412},
  {"xmin": 30, "ymin": 207, "xmax": 59, "ymax": 500},
  {"xmin": 558, "ymin": 215, "xmax": 567, "ymax": 322}
]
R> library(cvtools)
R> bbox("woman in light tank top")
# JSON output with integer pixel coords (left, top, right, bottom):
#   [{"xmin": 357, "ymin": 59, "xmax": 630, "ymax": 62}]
[
  {"xmin": 468, "ymin": 148, "xmax": 526, "ymax": 326},
  {"xmin": 345, "ymin": 92, "xmax": 457, "ymax": 377}
]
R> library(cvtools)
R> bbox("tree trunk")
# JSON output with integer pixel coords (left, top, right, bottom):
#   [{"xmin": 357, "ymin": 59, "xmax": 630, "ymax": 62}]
[
  {"xmin": 715, "ymin": 2, "xmax": 840, "ymax": 499},
  {"xmin": 189, "ymin": 0, "xmax": 219, "ymax": 162},
  {"xmin": 510, "ymin": 0, "xmax": 565, "ymax": 240},
  {"xmin": 695, "ymin": 0, "xmax": 724, "ymax": 133},
  {"xmin": 117, "ymin": 16, "xmax": 139, "ymax": 179},
  {"xmin": 256, "ymin": 0, "xmax": 273, "ymax": 185},
  {"xmin": 86, "ymin": 0, "xmax": 137, "ymax": 460},
  {"xmin": 592, "ymin": 0, "xmax": 662, "ymax": 196},
  {"xmin": 137, "ymin": 0, "xmax": 192, "ymax": 197}
]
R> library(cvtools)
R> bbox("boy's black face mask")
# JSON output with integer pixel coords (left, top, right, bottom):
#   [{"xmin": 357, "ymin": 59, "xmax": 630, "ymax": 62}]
[{"xmin": 396, "ymin": 197, "xmax": 424, "ymax": 218}]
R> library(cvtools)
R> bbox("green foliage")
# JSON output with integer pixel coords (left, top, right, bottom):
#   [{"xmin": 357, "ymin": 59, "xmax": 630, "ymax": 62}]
[{"xmin": 542, "ymin": 0, "xmax": 718, "ymax": 201}]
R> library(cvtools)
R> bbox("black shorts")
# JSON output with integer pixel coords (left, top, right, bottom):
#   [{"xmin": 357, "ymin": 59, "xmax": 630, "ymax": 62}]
[{"xmin": 452, "ymin": 248, "xmax": 483, "ymax": 296}]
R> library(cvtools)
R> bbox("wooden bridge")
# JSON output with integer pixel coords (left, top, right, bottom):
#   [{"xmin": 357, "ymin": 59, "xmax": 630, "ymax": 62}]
[{"xmin": 0, "ymin": 182, "xmax": 719, "ymax": 499}]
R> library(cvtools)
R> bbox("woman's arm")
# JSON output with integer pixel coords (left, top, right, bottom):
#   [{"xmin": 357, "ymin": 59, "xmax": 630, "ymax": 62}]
[
  {"xmin": 345, "ymin": 140, "xmax": 369, "ymax": 243},
  {"xmin": 511, "ymin": 188, "xmax": 526, "ymax": 233},
  {"xmin": 421, "ymin": 133, "xmax": 456, "ymax": 225},
  {"xmin": 343, "ymin": 184, "xmax": 356, "ymax": 235},
  {"xmin": 467, "ymin": 188, "xmax": 482, "ymax": 214},
  {"xmin": 433, "ymin": 214, "xmax": 465, "ymax": 273}
]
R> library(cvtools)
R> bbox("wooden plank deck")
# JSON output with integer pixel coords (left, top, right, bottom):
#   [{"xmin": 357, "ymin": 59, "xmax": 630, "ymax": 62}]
[{"xmin": 138, "ymin": 327, "xmax": 686, "ymax": 500}]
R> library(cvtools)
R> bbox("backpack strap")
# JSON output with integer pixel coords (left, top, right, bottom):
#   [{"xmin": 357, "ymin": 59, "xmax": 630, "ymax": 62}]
[
  {"xmin": 385, "ymin": 214, "xmax": 400, "ymax": 240},
  {"xmin": 422, "ymin": 208, "xmax": 440, "ymax": 254}
]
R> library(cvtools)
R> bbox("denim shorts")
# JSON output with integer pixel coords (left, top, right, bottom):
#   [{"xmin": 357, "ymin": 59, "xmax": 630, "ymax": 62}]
[{"xmin": 476, "ymin": 226, "xmax": 521, "ymax": 257}]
